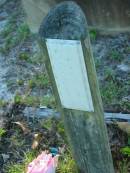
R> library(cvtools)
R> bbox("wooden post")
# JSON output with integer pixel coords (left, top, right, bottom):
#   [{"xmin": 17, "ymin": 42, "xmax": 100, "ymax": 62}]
[{"xmin": 39, "ymin": 1, "xmax": 115, "ymax": 173}]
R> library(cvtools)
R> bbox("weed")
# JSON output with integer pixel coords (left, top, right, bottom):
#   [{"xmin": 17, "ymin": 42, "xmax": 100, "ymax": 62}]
[
  {"xmin": 14, "ymin": 92, "xmax": 55, "ymax": 107},
  {"xmin": 41, "ymin": 118, "xmax": 53, "ymax": 130},
  {"xmin": 6, "ymin": 164, "xmax": 24, "ymax": 173},
  {"xmin": 118, "ymin": 160, "xmax": 130, "ymax": 173},
  {"xmin": 56, "ymin": 151, "xmax": 78, "ymax": 173},
  {"xmin": 0, "ymin": 23, "xmax": 30, "ymax": 54},
  {"xmin": 3, "ymin": 35, "xmax": 16, "ymax": 52},
  {"xmin": 125, "ymin": 46, "xmax": 130, "ymax": 53},
  {"xmin": 0, "ymin": 23, "xmax": 15, "ymax": 38},
  {"xmin": 104, "ymin": 68, "xmax": 115, "ymax": 80},
  {"xmin": 120, "ymin": 101, "xmax": 130, "ymax": 112},
  {"xmin": 10, "ymin": 134, "xmax": 25, "ymax": 147},
  {"xmin": 56, "ymin": 120, "xmax": 66, "ymax": 141},
  {"xmin": 109, "ymin": 50, "xmax": 122, "ymax": 62},
  {"xmin": 0, "ymin": 99, "xmax": 7, "ymax": 107},
  {"xmin": 101, "ymin": 80, "xmax": 123, "ymax": 105},
  {"xmin": 0, "ymin": 128, "xmax": 6, "ymax": 137},
  {"xmin": 17, "ymin": 79, "xmax": 24, "ymax": 86},
  {"xmin": 19, "ymin": 52, "xmax": 30, "ymax": 61},
  {"xmin": 89, "ymin": 29, "xmax": 97, "ymax": 40},
  {"xmin": 28, "ymin": 74, "xmax": 50, "ymax": 89},
  {"xmin": 0, "ymin": 46, "xmax": 7, "ymax": 54},
  {"xmin": 94, "ymin": 58, "xmax": 101, "ymax": 69},
  {"xmin": 23, "ymin": 96, "xmax": 40, "ymax": 107},
  {"xmin": 14, "ymin": 93, "xmax": 22, "ymax": 104},
  {"xmin": 28, "ymin": 79, "xmax": 36, "ymax": 88},
  {"xmin": 5, "ymin": 151, "xmax": 36, "ymax": 173},
  {"xmin": 14, "ymin": 92, "xmax": 40, "ymax": 106},
  {"xmin": 17, "ymin": 23, "xmax": 30, "ymax": 42},
  {"xmin": 40, "ymin": 96, "xmax": 56, "ymax": 108},
  {"xmin": 120, "ymin": 147, "xmax": 130, "ymax": 157},
  {"xmin": 30, "ymin": 53, "xmax": 44, "ymax": 64}
]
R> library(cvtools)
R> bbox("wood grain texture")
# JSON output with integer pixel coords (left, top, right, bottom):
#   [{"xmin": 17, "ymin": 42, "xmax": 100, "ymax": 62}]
[{"xmin": 39, "ymin": 1, "xmax": 115, "ymax": 173}]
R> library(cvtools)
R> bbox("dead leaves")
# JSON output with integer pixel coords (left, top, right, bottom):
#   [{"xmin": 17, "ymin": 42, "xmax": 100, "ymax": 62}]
[
  {"xmin": 31, "ymin": 133, "xmax": 43, "ymax": 149},
  {"xmin": 13, "ymin": 121, "xmax": 44, "ymax": 149},
  {"xmin": 117, "ymin": 122, "xmax": 130, "ymax": 136},
  {"xmin": 13, "ymin": 121, "xmax": 31, "ymax": 134}
]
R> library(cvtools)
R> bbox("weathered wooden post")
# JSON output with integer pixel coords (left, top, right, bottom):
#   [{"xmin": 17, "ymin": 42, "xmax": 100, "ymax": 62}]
[{"xmin": 39, "ymin": 1, "xmax": 115, "ymax": 173}]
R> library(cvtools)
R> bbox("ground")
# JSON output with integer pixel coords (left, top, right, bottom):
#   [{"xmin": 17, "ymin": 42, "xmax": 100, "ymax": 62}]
[{"xmin": 0, "ymin": 0, "xmax": 130, "ymax": 173}]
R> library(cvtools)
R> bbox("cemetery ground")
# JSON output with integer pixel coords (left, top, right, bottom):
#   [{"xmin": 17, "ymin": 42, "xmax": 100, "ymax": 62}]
[{"xmin": 0, "ymin": 0, "xmax": 130, "ymax": 172}]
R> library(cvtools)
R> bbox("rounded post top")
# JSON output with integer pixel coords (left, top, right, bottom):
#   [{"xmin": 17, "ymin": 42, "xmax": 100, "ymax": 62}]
[{"xmin": 39, "ymin": 1, "xmax": 88, "ymax": 40}]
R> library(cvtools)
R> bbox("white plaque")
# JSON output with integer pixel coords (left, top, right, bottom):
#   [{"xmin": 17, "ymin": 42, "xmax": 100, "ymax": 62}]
[{"xmin": 46, "ymin": 39, "xmax": 94, "ymax": 112}]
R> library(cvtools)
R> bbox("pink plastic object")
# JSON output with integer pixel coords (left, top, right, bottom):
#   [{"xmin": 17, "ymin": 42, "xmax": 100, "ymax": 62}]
[{"xmin": 27, "ymin": 152, "xmax": 58, "ymax": 173}]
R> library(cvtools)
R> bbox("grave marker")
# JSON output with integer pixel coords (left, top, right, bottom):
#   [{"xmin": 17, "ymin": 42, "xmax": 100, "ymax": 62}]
[{"xmin": 39, "ymin": 1, "xmax": 115, "ymax": 173}]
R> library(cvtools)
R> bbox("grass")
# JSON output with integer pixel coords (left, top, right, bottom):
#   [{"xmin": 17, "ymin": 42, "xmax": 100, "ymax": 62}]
[
  {"xmin": 19, "ymin": 52, "xmax": 30, "ymax": 61},
  {"xmin": 14, "ymin": 93, "xmax": 56, "ymax": 108},
  {"xmin": 40, "ymin": 96, "xmax": 56, "ymax": 108},
  {"xmin": 120, "ymin": 147, "xmax": 130, "ymax": 157},
  {"xmin": 41, "ymin": 118, "xmax": 66, "ymax": 138},
  {"xmin": 0, "ymin": 128, "xmax": 6, "ymax": 137},
  {"xmin": 0, "ymin": 1, "xmax": 31, "ymax": 54},
  {"xmin": 5, "ymin": 151, "xmax": 36, "ymax": 173},
  {"xmin": 94, "ymin": 58, "xmax": 101, "ymax": 69},
  {"xmin": 118, "ymin": 160, "xmax": 130, "ymax": 173},
  {"xmin": 125, "ymin": 46, "xmax": 130, "ymax": 53},
  {"xmin": 14, "ymin": 93, "xmax": 40, "ymax": 107},
  {"xmin": 120, "ymin": 100, "xmax": 130, "ymax": 112},
  {"xmin": 100, "ymin": 66, "xmax": 128, "ymax": 107},
  {"xmin": 0, "ymin": 99, "xmax": 7, "ymax": 107},
  {"xmin": 89, "ymin": 29, "xmax": 97, "ymax": 41},
  {"xmin": 0, "ymin": 22, "xmax": 30, "ymax": 54},
  {"xmin": 104, "ymin": 68, "xmax": 115, "ymax": 81},
  {"xmin": 28, "ymin": 73, "xmax": 50, "ymax": 89},
  {"xmin": 17, "ymin": 79, "xmax": 24, "ymax": 86},
  {"xmin": 109, "ymin": 50, "xmax": 123, "ymax": 62},
  {"xmin": 101, "ymin": 80, "xmax": 123, "ymax": 105},
  {"xmin": 6, "ymin": 147, "xmax": 77, "ymax": 173},
  {"xmin": 56, "ymin": 151, "xmax": 78, "ymax": 173}
]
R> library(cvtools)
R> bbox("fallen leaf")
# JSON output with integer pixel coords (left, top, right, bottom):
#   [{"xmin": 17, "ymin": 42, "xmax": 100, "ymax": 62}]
[
  {"xmin": 32, "ymin": 133, "xmax": 43, "ymax": 149},
  {"xmin": 13, "ymin": 121, "xmax": 31, "ymax": 134}
]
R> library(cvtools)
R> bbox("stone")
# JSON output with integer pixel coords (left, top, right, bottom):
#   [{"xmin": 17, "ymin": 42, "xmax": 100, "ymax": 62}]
[
  {"xmin": 117, "ymin": 64, "xmax": 130, "ymax": 72},
  {"xmin": 1, "ymin": 154, "xmax": 9, "ymax": 162}
]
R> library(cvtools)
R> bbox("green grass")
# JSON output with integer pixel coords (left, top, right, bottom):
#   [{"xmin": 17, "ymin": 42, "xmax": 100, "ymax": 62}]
[
  {"xmin": 89, "ymin": 29, "xmax": 97, "ymax": 41},
  {"xmin": 19, "ymin": 52, "xmax": 30, "ymax": 61},
  {"xmin": 17, "ymin": 79, "xmax": 24, "ymax": 86},
  {"xmin": 0, "ymin": 22, "xmax": 30, "ymax": 54},
  {"xmin": 104, "ymin": 68, "xmax": 115, "ymax": 81},
  {"xmin": 120, "ymin": 101, "xmax": 130, "ymax": 112},
  {"xmin": 14, "ymin": 93, "xmax": 40, "ymax": 107},
  {"xmin": 14, "ymin": 93, "xmax": 55, "ymax": 108},
  {"xmin": 28, "ymin": 74, "xmax": 50, "ymax": 89},
  {"xmin": 6, "ymin": 147, "xmax": 77, "ymax": 173},
  {"xmin": 125, "ymin": 46, "xmax": 130, "ymax": 53},
  {"xmin": 118, "ymin": 160, "xmax": 130, "ymax": 173},
  {"xmin": 94, "ymin": 58, "xmax": 101, "ymax": 69},
  {"xmin": 5, "ymin": 151, "xmax": 36, "ymax": 173},
  {"xmin": 17, "ymin": 23, "xmax": 30, "ymax": 41},
  {"xmin": 101, "ymin": 80, "xmax": 123, "ymax": 105},
  {"xmin": 109, "ymin": 50, "xmax": 122, "ymax": 62},
  {"xmin": 40, "ymin": 96, "xmax": 56, "ymax": 108},
  {"xmin": 56, "ymin": 151, "xmax": 78, "ymax": 173},
  {"xmin": 120, "ymin": 147, "xmax": 130, "ymax": 157},
  {"xmin": 0, "ymin": 99, "xmax": 7, "ymax": 107},
  {"xmin": 0, "ymin": 128, "xmax": 6, "ymax": 137}
]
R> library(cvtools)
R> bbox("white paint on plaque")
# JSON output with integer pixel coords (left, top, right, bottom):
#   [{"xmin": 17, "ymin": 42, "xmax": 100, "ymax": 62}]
[{"xmin": 46, "ymin": 39, "xmax": 94, "ymax": 112}]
